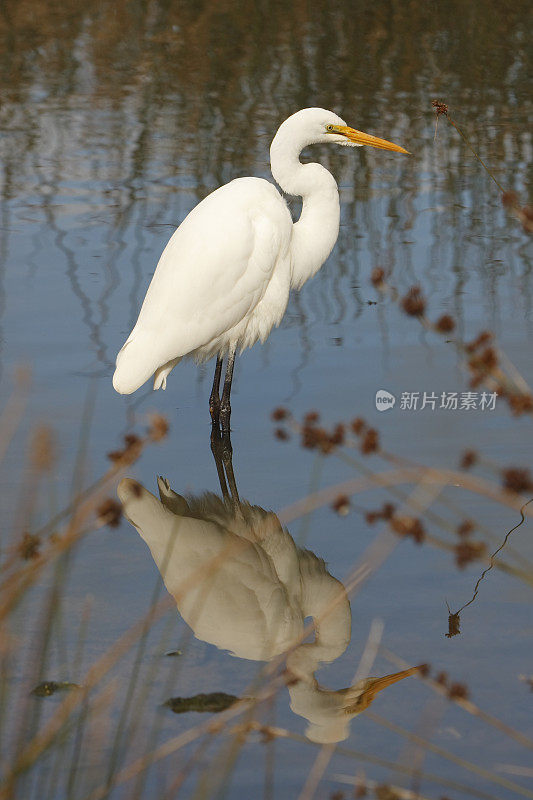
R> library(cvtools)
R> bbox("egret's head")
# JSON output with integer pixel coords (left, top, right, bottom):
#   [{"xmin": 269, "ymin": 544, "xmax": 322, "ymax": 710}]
[
  {"xmin": 273, "ymin": 107, "xmax": 409, "ymax": 155},
  {"xmin": 298, "ymin": 665, "xmax": 422, "ymax": 744}
]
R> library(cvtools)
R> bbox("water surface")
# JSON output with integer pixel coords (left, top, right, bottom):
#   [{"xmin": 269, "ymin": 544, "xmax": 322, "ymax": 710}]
[{"xmin": 0, "ymin": 1, "xmax": 532, "ymax": 798}]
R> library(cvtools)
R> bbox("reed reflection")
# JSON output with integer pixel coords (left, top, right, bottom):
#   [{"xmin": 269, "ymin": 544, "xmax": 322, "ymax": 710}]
[{"xmin": 118, "ymin": 436, "xmax": 419, "ymax": 743}]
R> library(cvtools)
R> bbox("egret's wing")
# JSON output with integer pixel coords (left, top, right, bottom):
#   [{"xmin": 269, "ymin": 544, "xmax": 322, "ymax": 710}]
[{"xmin": 113, "ymin": 178, "xmax": 291, "ymax": 393}]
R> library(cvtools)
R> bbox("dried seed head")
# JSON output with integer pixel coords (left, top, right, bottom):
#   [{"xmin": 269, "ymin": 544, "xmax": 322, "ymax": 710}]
[
  {"xmin": 456, "ymin": 519, "xmax": 475, "ymax": 538},
  {"xmin": 259, "ymin": 725, "xmax": 277, "ymax": 744},
  {"xmin": 502, "ymin": 467, "xmax": 533, "ymax": 494},
  {"xmin": 318, "ymin": 435, "xmax": 336, "ymax": 455},
  {"xmin": 460, "ymin": 450, "xmax": 477, "ymax": 470},
  {"xmin": 507, "ymin": 393, "xmax": 533, "ymax": 416},
  {"xmin": 300, "ymin": 416, "xmax": 347, "ymax": 455},
  {"xmin": 480, "ymin": 347, "xmax": 498, "ymax": 369},
  {"xmin": 271, "ymin": 407, "xmax": 288, "ymax": 421},
  {"xmin": 501, "ymin": 190, "xmax": 519, "ymax": 209},
  {"xmin": 468, "ymin": 347, "xmax": 498, "ymax": 378},
  {"xmin": 350, "ymin": 417, "xmax": 365, "ymax": 435},
  {"xmin": 330, "ymin": 423, "xmax": 345, "ymax": 446},
  {"xmin": 148, "ymin": 414, "xmax": 169, "ymax": 441},
  {"xmin": 390, "ymin": 515, "xmax": 425, "ymax": 543},
  {"xmin": 18, "ymin": 532, "xmax": 41, "ymax": 560},
  {"xmin": 448, "ymin": 682, "xmax": 469, "ymax": 700},
  {"xmin": 434, "ymin": 314, "xmax": 455, "ymax": 334},
  {"xmin": 360, "ymin": 427, "xmax": 379, "ymax": 455},
  {"xmin": 375, "ymin": 785, "xmax": 401, "ymax": 800},
  {"xmin": 274, "ymin": 427, "xmax": 289, "ymax": 441},
  {"xmin": 301, "ymin": 424, "xmax": 321, "ymax": 450},
  {"xmin": 120, "ymin": 434, "xmax": 143, "ymax": 465},
  {"xmin": 365, "ymin": 502, "xmax": 396, "ymax": 525},
  {"xmin": 465, "ymin": 331, "xmax": 492, "ymax": 353},
  {"xmin": 432, "ymin": 99, "xmax": 448, "ymax": 116},
  {"xmin": 454, "ymin": 540, "xmax": 486, "ymax": 569},
  {"xmin": 401, "ymin": 286, "xmax": 426, "ymax": 317},
  {"xmin": 331, "ymin": 494, "xmax": 350, "ymax": 516},
  {"xmin": 370, "ymin": 267, "xmax": 385, "ymax": 287},
  {"xmin": 97, "ymin": 498, "xmax": 122, "ymax": 528}
]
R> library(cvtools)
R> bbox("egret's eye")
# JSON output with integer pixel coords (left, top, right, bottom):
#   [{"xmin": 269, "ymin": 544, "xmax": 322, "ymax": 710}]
[{"xmin": 326, "ymin": 124, "xmax": 335, "ymax": 132}]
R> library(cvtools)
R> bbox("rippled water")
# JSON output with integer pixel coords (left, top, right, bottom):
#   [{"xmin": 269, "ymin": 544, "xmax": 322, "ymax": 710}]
[{"xmin": 1, "ymin": 1, "xmax": 532, "ymax": 798}]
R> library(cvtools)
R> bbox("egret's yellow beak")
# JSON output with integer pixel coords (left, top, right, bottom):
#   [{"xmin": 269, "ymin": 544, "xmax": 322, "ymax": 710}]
[
  {"xmin": 345, "ymin": 665, "xmax": 421, "ymax": 714},
  {"xmin": 329, "ymin": 125, "xmax": 410, "ymax": 154}
]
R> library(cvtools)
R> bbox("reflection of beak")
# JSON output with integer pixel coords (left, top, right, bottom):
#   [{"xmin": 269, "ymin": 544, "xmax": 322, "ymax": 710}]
[
  {"xmin": 345, "ymin": 665, "xmax": 421, "ymax": 714},
  {"xmin": 330, "ymin": 125, "xmax": 410, "ymax": 154}
]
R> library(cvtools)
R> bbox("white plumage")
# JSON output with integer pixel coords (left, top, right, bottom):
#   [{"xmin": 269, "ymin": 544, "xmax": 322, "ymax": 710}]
[
  {"xmin": 112, "ymin": 108, "xmax": 407, "ymax": 415},
  {"xmin": 113, "ymin": 178, "xmax": 292, "ymax": 394}
]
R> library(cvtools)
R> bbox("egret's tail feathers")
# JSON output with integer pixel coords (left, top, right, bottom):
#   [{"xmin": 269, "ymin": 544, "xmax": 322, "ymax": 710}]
[
  {"xmin": 113, "ymin": 337, "xmax": 158, "ymax": 395},
  {"xmin": 153, "ymin": 357, "xmax": 181, "ymax": 390},
  {"xmin": 157, "ymin": 476, "xmax": 190, "ymax": 515},
  {"xmin": 113, "ymin": 336, "xmax": 182, "ymax": 395}
]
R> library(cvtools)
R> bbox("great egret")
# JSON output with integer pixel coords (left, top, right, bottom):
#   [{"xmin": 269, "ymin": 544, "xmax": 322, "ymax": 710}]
[
  {"xmin": 112, "ymin": 108, "xmax": 408, "ymax": 428},
  {"xmin": 118, "ymin": 475, "xmax": 419, "ymax": 742}
]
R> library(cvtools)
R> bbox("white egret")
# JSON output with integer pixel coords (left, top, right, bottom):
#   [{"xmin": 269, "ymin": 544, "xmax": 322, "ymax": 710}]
[
  {"xmin": 118, "ymin": 476, "xmax": 419, "ymax": 742},
  {"xmin": 112, "ymin": 108, "xmax": 408, "ymax": 428}
]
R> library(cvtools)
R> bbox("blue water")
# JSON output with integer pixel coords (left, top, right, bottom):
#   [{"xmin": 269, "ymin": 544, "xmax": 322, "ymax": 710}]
[{"xmin": 1, "ymin": 2, "xmax": 532, "ymax": 797}]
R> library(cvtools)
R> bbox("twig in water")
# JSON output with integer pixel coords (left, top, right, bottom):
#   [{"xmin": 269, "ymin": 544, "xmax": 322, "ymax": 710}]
[
  {"xmin": 445, "ymin": 499, "xmax": 533, "ymax": 636},
  {"xmin": 432, "ymin": 100, "xmax": 505, "ymax": 193},
  {"xmin": 432, "ymin": 100, "xmax": 532, "ymax": 232}
]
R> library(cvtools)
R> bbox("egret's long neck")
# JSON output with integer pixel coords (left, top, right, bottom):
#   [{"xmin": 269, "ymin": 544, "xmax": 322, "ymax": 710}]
[
  {"xmin": 286, "ymin": 559, "xmax": 351, "ymax": 678},
  {"xmin": 270, "ymin": 134, "xmax": 340, "ymax": 290}
]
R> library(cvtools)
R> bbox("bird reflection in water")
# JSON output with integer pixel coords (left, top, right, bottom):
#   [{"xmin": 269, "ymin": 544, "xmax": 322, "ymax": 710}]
[{"xmin": 118, "ymin": 435, "xmax": 418, "ymax": 743}]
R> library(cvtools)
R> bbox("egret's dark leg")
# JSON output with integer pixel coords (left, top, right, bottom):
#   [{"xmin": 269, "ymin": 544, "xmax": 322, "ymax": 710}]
[
  {"xmin": 210, "ymin": 425, "xmax": 241, "ymax": 510},
  {"xmin": 221, "ymin": 436, "xmax": 240, "ymax": 508},
  {"xmin": 210, "ymin": 424, "xmax": 230, "ymax": 503},
  {"xmin": 219, "ymin": 348, "xmax": 236, "ymax": 433},
  {"xmin": 209, "ymin": 355, "xmax": 223, "ymax": 425}
]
